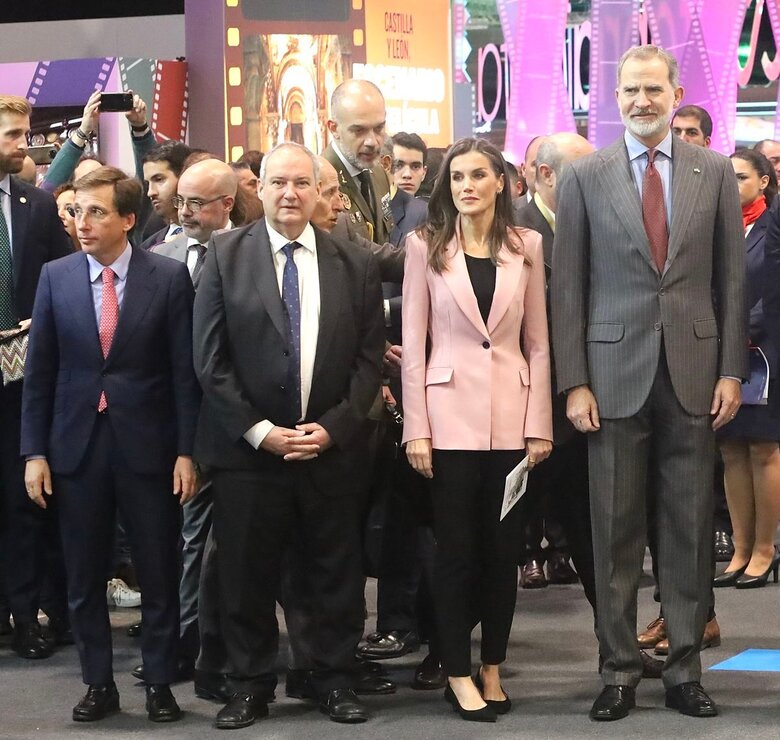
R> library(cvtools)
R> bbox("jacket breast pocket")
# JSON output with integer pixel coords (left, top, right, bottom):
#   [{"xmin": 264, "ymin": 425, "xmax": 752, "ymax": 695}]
[
  {"xmin": 586, "ymin": 323, "xmax": 625, "ymax": 343},
  {"xmin": 425, "ymin": 367, "xmax": 453, "ymax": 386}
]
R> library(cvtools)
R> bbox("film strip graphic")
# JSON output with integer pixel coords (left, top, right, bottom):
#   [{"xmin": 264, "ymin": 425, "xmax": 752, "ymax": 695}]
[
  {"xmin": 26, "ymin": 58, "xmax": 115, "ymax": 106},
  {"xmin": 151, "ymin": 60, "xmax": 189, "ymax": 143}
]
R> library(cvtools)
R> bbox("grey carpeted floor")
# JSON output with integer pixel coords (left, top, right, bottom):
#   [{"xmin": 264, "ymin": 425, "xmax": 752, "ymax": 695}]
[{"xmin": 2, "ymin": 555, "xmax": 780, "ymax": 739}]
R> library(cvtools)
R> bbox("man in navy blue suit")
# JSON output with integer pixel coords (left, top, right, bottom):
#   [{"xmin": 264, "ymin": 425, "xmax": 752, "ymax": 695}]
[{"xmin": 21, "ymin": 166, "xmax": 201, "ymax": 724}]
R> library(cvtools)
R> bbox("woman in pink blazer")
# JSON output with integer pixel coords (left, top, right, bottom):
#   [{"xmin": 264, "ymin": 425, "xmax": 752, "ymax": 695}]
[{"xmin": 402, "ymin": 138, "xmax": 553, "ymax": 722}]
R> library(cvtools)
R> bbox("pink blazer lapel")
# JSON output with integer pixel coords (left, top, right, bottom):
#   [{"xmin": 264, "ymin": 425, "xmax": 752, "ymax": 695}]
[
  {"xmin": 487, "ymin": 246, "xmax": 526, "ymax": 334},
  {"xmin": 440, "ymin": 236, "xmax": 489, "ymax": 339}
]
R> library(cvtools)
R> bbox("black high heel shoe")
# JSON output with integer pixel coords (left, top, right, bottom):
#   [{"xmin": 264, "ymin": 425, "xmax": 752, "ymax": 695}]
[
  {"xmin": 735, "ymin": 552, "xmax": 780, "ymax": 589},
  {"xmin": 713, "ymin": 565, "xmax": 747, "ymax": 587},
  {"xmin": 443, "ymin": 684, "xmax": 497, "ymax": 722},
  {"xmin": 473, "ymin": 669, "xmax": 512, "ymax": 714}
]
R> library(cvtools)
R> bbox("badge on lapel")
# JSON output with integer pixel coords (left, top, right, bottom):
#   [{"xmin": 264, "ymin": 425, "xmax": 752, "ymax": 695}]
[
  {"xmin": 380, "ymin": 192, "xmax": 395, "ymax": 231},
  {"xmin": 19, "ymin": 197, "xmax": 27, "ymax": 204}
]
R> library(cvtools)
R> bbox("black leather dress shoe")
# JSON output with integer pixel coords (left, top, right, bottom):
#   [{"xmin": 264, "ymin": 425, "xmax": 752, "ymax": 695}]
[
  {"xmin": 13, "ymin": 622, "xmax": 53, "ymax": 659},
  {"xmin": 357, "ymin": 630, "xmax": 420, "ymax": 660},
  {"xmin": 132, "ymin": 660, "xmax": 194, "ymax": 684},
  {"xmin": 412, "ymin": 654, "xmax": 446, "ymax": 690},
  {"xmin": 72, "ymin": 683, "xmax": 120, "ymax": 722},
  {"xmin": 285, "ymin": 669, "xmax": 316, "ymax": 700},
  {"xmin": 589, "ymin": 685, "xmax": 635, "ymax": 721},
  {"xmin": 640, "ymin": 649, "xmax": 664, "ymax": 679},
  {"xmin": 126, "ymin": 621, "xmax": 142, "ymax": 638},
  {"xmin": 194, "ymin": 670, "xmax": 236, "ymax": 703},
  {"xmin": 354, "ymin": 671, "xmax": 396, "ymax": 695},
  {"xmin": 46, "ymin": 617, "xmax": 74, "ymax": 646},
  {"xmin": 665, "ymin": 681, "xmax": 718, "ymax": 717},
  {"xmin": 146, "ymin": 684, "xmax": 181, "ymax": 722},
  {"xmin": 319, "ymin": 688, "xmax": 369, "ymax": 723},
  {"xmin": 215, "ymin": 692, "xmax": 268, "ymax": 729},
  {"xmin": 546, "ymin": 551, "xmax": 579, "ymax": 584},
  {"xmin": 713, "ymin": 530, "xmax": 734, "ymax": 562}
]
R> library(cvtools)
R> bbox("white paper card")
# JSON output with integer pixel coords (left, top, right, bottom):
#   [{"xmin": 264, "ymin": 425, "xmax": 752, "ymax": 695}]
[{"xmin": 500, "ymin": 454, "xmax": 530, "ymax": 521}]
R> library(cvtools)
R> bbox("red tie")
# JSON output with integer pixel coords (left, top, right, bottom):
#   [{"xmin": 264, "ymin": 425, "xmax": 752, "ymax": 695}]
[
  {"xmin": 98, "ymin": 267, "xmax": 118, "ymax": 411},
  {"xmin": 642, "ymin": 148, "xmax": 668, "ymax": 272}
]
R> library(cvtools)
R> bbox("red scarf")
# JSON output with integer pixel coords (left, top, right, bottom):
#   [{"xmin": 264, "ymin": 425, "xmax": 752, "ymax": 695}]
[{"xmin": 742, "ymin": 196, "xmax": 767, "ymax": 229}]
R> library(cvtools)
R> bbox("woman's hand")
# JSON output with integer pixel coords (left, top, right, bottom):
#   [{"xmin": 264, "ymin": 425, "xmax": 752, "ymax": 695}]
[
  {"xmin": 526, "ymin": 438, "xmax": 552, "ymax": 469},
  {"xmin": 406, "ymin": 438, "xmax": 433, "ymax": 478}
]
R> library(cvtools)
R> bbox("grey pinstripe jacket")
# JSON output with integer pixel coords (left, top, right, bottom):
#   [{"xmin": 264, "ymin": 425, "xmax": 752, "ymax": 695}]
[{"xmin": 551, "ymin": 134, "xmax": 747, "ymax": 419}]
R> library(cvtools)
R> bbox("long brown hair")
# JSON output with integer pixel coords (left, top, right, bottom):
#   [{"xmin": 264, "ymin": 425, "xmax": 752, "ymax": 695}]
[{"xmin": 421, "ymin": 137, "xmax": 524, "ymax": 274}]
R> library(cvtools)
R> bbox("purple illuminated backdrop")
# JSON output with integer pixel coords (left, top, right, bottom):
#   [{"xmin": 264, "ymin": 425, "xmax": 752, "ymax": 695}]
[
  {"xmin": 498, "ymin": 0, "xmax": 574, "ymax": 163},
  {"xmin": 497, "ymin": 1, "xmax": 760, "ymax": 155}
]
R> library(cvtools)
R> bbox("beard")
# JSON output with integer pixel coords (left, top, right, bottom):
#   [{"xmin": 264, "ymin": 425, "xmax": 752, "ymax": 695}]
[
  {"xmin": 341, "ymin": 144, "xmax": 378, "ymax": 171},
  {"xmin": 0, "ymin": 151, "xmax": 24, "ymax": 175},
  {"xmin": 621, "ymin": 109, "xmax": 671, "ymax": 140}
]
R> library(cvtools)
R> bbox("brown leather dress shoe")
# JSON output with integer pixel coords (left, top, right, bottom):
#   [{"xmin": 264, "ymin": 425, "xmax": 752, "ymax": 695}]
[
  {"xmin": 655, "ymin": 616, "xmax": 721, "ymax": 656},
  {"xmin": 520, "ymin": 559, "xmax": 547, "ymax": 589},
  {"xmin": 637, "ymin": 616, "xmax": 665, "ymax": 649}
]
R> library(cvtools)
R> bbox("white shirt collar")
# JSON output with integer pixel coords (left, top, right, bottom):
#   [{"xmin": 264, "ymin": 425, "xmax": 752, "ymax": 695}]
[
  {"xmin": 266, "ymin": 221, "xmax": 317, "ymax": 255},
  {"xmin": 87, "ymin": 241, "xmax": 133, "ymax": 283},
  {"xmin": 331, "ymin": 141, "xmax": 363, "ymax": 179}
]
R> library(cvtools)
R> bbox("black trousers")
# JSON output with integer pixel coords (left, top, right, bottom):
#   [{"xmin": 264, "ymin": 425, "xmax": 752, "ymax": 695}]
[
  {"xmin": 526, "ymin": 434, "xmax": 597, "ymax": 613},
  {"xmin": 212, "ymin": 463, "xmax": 365, "ymax": 696},
  {"xmin": 56, "ymin": 415, "xmax": 181, "ymax": 685},
  {"xmin": 430, "ymin": 449, "xmax": 524, "ymax": 677},
  {"xmin": 0, "ymin": 381, "xmax": 67, "ymax": 625}
]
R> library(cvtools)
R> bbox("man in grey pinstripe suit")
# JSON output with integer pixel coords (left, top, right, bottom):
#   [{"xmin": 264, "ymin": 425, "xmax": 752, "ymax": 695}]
[{"xmin": 552, "ymin": 45, "xmax": 747, "ymax": 721}]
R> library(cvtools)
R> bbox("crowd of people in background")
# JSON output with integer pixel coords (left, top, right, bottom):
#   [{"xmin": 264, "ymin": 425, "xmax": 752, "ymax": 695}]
[{"xmin": 2, "ymin": 42, "xmax": 780, "ymax": 729}]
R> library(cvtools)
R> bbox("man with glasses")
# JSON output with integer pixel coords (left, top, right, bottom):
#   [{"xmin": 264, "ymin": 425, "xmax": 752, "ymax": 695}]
[
  {"xmin": 0, "ymin": 95, "xmax": 73, "ymax": 661},
  {"xmin": 126, "ymin": 159, "xmax": 237, "ymax": 694},
  {"xmin": 21, "ymin": 166, "xmax": 201, "ymax": 723}
]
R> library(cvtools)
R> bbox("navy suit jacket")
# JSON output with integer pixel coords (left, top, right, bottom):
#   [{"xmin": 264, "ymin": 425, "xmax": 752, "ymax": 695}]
[
  {"xmin": 21, "ymin": 246, "xmax": 201, "ymax": 476},
  {"xmin": 389, "ymin": 188, "xmax": 427, "ymax": 247},
  {"xmin": 8, "ymin": 176, "xmax": 73, "ymax": 320}
]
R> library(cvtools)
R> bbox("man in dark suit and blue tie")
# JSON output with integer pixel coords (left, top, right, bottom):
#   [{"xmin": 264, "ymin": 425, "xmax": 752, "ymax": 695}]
[
  {"xmin": 0, "ymin": 94, "xmax": 74, "ymax": 659},
  {"xmin": 553, "ymin": 46, "xmax": 746, "ymax": 721},
  {"xmin": 193, "ymin": 142, "xmax": 384, "ymax": 729},
  {"xmin": 21, "ymin": 166, "xmax": 201, "ymax": 723}
]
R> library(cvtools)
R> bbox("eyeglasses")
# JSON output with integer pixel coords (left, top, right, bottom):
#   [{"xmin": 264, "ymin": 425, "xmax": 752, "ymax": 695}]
[
  {"xmin": 69, "ymin": 205, "xmax": 116, "ymax": 221},
  {"xmin": 171, "ymin": 195, "xmax": 226, "ymax": 212}
]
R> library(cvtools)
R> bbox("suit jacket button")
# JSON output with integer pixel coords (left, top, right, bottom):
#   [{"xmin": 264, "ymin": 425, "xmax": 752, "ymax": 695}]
[
  {"xmin": 279, "ymin": 385, "xmax": 286, "ymax": 391},
  {"xmin": 101, "ymin": 371, "xmax": 107, "ymax": 377},
  {"xmin": 482, "ymin": 340, "xmax": 490, "ymax": 349},
  {"xmin": 283, "ymin": 350, "xmax": 290, "ymax": 357},
  {"xmin": 654, "ymin": 322, "xmax": 662, "ymax": 331}
]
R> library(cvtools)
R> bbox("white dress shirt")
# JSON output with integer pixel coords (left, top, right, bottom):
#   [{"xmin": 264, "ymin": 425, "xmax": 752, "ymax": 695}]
[
  {"xmin": 243, "ymin": 222, "xmax": 321, "ymax": 448},
  {"xmin": 0, "ymin": 174, "xmax": 14, "ymax": 255}
]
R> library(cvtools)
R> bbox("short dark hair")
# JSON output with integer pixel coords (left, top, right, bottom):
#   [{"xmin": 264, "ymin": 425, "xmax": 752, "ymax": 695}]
[
  {"xmin": 392, "ymin": 132, "xmax": 427, "ymax": 164},
  {"xmin": 754, "ymin": 139, "xmax": 780, "ymax": 155},
  {"xmin": 674, "ymin": 105, "xmax": 713, "ymax": 138},
  {"xmin": 237, "ymin": 149, "xmax": 263, "ymax": 178},
  {"xmin": 230, "ymin": 161, "xmax": 252, "ymax": 174},
  {"xmin": 141, "ymin": 141, "xmax": 194, "ymax": 178},
  {"xmin": 73, "ymin": 165, "xmax": 143, "ymax": 219},
  {"xmin": 731, "ymin": 148, "xmax": 778, "ymax": 207},
  {"xmin": 52, "ymin": 183, "xmax": 74, "ymax": 200}
]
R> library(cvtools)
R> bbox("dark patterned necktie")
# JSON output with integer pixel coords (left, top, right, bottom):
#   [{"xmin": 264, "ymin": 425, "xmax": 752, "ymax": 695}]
[
  {"xmin": 281, "ymin": 242, "xmax": 302, "ymax": 421},
  {"xmin": 0, "ymin": 201, "xmax": 16, "ymax": 330},
  {"xmin": 642, "ymin": 149, "xmax": 668, "ymax": 272},
  {"xmin": 190, "ymin": 243, "xmax": 207, "ymax": 288},
  {"xmin": 358, "ymin": 170, "xmax": 377, "ymax": 222}
]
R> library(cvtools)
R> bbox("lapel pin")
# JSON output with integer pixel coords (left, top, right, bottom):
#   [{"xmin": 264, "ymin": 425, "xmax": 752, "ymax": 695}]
[
  {"xmin": 19, "ymin": 196, "xmax": 27, "ymax": 203},
  {"xmin": 693, "ymin": 167, "xmax": 701, "ymax": 174}
]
